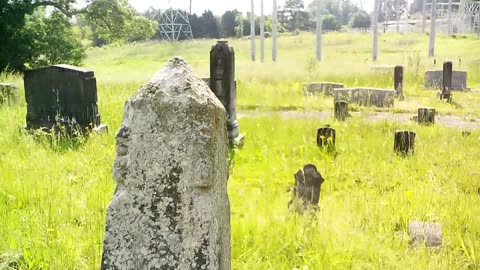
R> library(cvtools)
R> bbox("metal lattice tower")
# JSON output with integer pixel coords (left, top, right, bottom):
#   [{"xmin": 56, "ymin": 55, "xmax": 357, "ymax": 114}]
[{"xmin": 159, "ymin": 9, "xmax": 193, "ymax": 41}]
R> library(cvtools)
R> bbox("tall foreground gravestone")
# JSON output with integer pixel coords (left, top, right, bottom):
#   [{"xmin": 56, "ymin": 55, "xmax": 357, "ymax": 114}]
[
  {"xmin": 24, "ymin": 65, "xmax": 102, "ymax": 131},
  {"xmin": 210, "ymin": 41, "xmax": 242, "ymax": 145},
  {"xmin": 102, "ymin": 58, "xmax": 231, "ymax": 270}
]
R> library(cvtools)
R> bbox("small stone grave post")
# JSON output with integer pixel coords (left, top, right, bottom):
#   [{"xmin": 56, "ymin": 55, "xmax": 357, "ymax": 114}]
[
  {"xmin": 289, "ymin": 164, "xmax": 325, "ymax": 212},
  {"xmin": 394, "ymin": 65, "xmax": 404, "ymax": 99},
  {"xmin": 210, "ymin": 41, "xmax": 242, "ymax": 146},
  {"xmin": 418, "ymin": 108, "xmax": 435, "ymax": 125},
  {"xmin": 316, "ymin": 126, "xmax": 335, "ymax": 148},
  {"xmin": 334, "ymin": 101, "xmax": 348, "ymax": 121},
  {"xmin": 441, "ymin": 61, "xmax": 453, "ymax": 101},
  {"xmin": 408, "ymin": 221, "xmax": 442, "ymax": 247},
  {"xmin": 394, "ymin": 130, "xmax": 416, "ymax": 155},
  {"xmin": 101, "ymin": 58, "xmax": 231, "ymax": 269}
]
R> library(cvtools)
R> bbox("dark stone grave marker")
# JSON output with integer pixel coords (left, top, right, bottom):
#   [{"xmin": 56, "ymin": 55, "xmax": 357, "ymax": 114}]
[
  {"xmin": 441, "ymin": 61, "xmax": 452, "ymax": 101},
  {"xmin": 317, "ymin": 126, "xmax": 336, "ymax": 148},
  {"xmin": 289, "ymin": 164, "xmax": 325, "ymax": 212},
  {"xmin": 394, "ymin": 65, "xmax": 404, "ymax": 99},
  {"xmin": 24, "ymin": 64, "xmax": 105, "ymax": 132},
  {"xmin": 210, "ymin": 41, "xmax": 244, "ymax": 146},
  {"xmin": 334, "ymin": 101, "xmax": 348, "ymax": 121},
  {"xmin": 394, "ymin": 130, "xmax": 416, "ymax": 155},
  {"xmin": 418, "ymin": 107, "xmax": 435, "ymax": 125}
]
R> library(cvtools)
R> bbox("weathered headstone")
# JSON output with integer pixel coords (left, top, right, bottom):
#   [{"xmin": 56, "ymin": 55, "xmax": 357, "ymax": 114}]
[
  {"xmin": 408, "ymin": 221, "xmax": 442, "ymax": 247},
  {"xmin": 394, "ymin": 65, "xmax": 404, "ymax": 99},
  {"xmin": 418, "ymin": 107, "xmax": 435, "ymax": 125},
  {"xmin": 424, "ymin": 70, "xmax": 467, "ymax": 90},
  {"xmin": 441, "ymin": 61, "xmax": 453, "ymax": 101},
  {"xmin": 289, "ymin": 164, "xmax": 325, "ymax": 211},
  {"xmin": 0, "ymin": 83, "xmax": 19, "ymax": 106},
  {"xmin": 394, "ymin": 130, "xmax": 416, "ymax": 155},
  {"xmin": 303, "ymin": 82, "xmax": 344, "ymax": 96},
  {"xmin": 24, "ymin": 64, "xmax": 105, "ymax": 131},
  {"xmin": 334, "ymin": 88, "xmax": 395, "ymax": 108},
  {"xmin": 334, "ymin": 101, "xmax": 348, "ymax": 121},
  {"xmin": 317, "ymin": 126, "xmax": 335, "ymax": 148},
  {"xmin": 102, "ymin": 58, "xmax": 231, "ymax": 269},
  {"xmin": 210, "ymin": 41, "xmax": 243, "ymax": 147}
]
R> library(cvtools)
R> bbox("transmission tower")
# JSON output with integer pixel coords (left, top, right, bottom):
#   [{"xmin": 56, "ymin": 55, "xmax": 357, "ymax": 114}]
[{"xmin": 159, "ymin": 9, "xmax": 194, "ymax": 41}]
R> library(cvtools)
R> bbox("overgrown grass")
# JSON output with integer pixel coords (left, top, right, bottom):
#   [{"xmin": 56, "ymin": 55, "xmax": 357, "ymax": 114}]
[{"xmin": 0, "ymin": 32, "xmax": 479, "ymax": 269}]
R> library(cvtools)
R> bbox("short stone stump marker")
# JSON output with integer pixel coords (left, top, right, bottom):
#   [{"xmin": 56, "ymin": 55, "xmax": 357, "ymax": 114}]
[
  {"xmin": 317, "ymin": 126, "xmax": 335, "ymax": 148},
  {"xmin": 0, "ymin": 83, "xmax": 19, "ymax": 105},
  {"xmin": 102, "ymin": 58, "xmax": 231, "ymax": 270},
  {"xmin": 418, "ymin": 107, "xmax": 435, "ymax": 125},
  {"xmin": 408, "ymin": 221, "xmax": 443, "ymax": 247},
  {"xmin": 303, "ymin": 82, "xmax": 345, "ymax": 96},
  {"xmin": 289, "ymin": 164, "xmax": 325, "ymax": 212},
  {"xmin": 334, "ymin": 101, "xmax": 349, "ymax": 121},
  {"xmin": 394, "ymin": 130, "xmax": 416, "ymax": 155}
]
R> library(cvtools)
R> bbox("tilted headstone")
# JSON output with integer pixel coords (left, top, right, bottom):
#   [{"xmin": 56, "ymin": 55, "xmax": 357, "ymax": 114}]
[
  {"xmin": 408, "ymin": 221, "xmax": 442, "ymax": 247},
  {"xmin": 394, "ymin": 130, "xmax": 416, "ymax": 155},
  {"xmin": 289, "ymin": 164, "xmax": 325, "ymax": 212},
  {"xmin": 0, "ymin": 83, "xmax": 19, "ymax": 106},
  {"xmin": 418, "ymin": 107, "xmax": 435, "ymax": 125},
  {"xmin": 441, "ymin": 61, "xmax": 453, "ymax": 101},
  {"xmin": 102, "ymin": 58, "xmax": 231, "ymax": 269},
  {"xmin": 210, "ymin": 41, "xmax": 243, "ymax": 146},
  {"xmin": 334, "ymin": 101, "xmax": 348, "ymax": 121},
  {"xmin": 317, "ymin": 126, "xmax": 335, "ymax": 148},
  {"xmin": 24, "ymin": 64, "xmax": 104, "ymax": 131},
  {"xmin": 394, "ymin": 65, "xmax": 404, "ymax": 99}
]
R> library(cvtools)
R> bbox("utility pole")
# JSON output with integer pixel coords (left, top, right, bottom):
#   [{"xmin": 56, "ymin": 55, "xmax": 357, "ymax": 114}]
[
  {"xmin": 260, "ymin": 0, "xmax": 264, "ymax": 63},
  {"xmin": 396, "ymin": 0, "xmax": 400, "ymax": 32},
  {"xmin": 189, "ymin": 0, "xmax": 192, "ymax": 15},
  {"xmin": 272, "ymin": 0, "xmax": 278, "ymax": 62},
  {"xmin": 447, "ymin": 0, "xmax": 452, "ymax": 35},
  {"xmin": 316, "ymin": 0, "xmax": 322, "ymax": 61},
  {"xmin": 373, "ymin": 0, "xmax": 379, "ymax": 62},
  {"xmin": 250, "ymin": 0, "xmax": 256, "ymax": 62},
  {"xmin": 422, "ymin": 0, "xmax": 427, "ymax": 33},
  {"xmin": 429, "ymin": 0, "xmax": 437, "ymax": 57}
]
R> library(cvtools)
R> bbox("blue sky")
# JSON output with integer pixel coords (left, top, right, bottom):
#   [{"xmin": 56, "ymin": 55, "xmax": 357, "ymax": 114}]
[{"xmin": 127, "ymin": 0, "xmax": 375, "ymax": 15}]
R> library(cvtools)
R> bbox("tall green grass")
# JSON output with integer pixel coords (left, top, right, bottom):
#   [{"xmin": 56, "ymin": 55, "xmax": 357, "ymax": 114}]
[{"xmin": 0, "ymin": 32, "xmax": 479, "ymax": 269}]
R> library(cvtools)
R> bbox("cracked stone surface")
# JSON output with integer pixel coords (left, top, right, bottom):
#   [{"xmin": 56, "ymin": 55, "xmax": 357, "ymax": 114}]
[{"xmin": 102, "ymin": 57, "xmax": 230, "ymax": 270}]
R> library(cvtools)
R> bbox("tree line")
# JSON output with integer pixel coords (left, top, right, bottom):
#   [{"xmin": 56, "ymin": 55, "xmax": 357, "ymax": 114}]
[{"xmin": 1, "ymin": 0, "xmax": 370, "ymax": 73}]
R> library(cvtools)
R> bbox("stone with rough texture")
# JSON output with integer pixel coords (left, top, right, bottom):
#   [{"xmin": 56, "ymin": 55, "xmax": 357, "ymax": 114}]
[
  {"xmin": 425, "ymin": 70, "xmax": 467, "ymax": 90},
  {"xmin": 289, "ymin": 164, "xmax": 325, "ymax": 212},
  {"xmin": 408, "ymin": 221, "xmax": 442, "ymax": 247},
  {"xmin": 102, "ymin": 58, "xmax": 230, "ymax": 270},
  {"xmin": 334, "ymin": 87, "xmax": 394, "ymax": 107},
  {"xmin": 303, "ymin": 82, "xmax": 345, "ymax": 96}
]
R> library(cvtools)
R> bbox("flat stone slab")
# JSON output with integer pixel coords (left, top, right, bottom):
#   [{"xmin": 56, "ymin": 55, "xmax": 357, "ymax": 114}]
[
  {"xmin": 303, "ymin": 82, "xmax": 345, "ymax": 96},
  {"xmin": 408, "ymin": 221, "xmax": 442, "ymax": 247},
  {"xmin": 333, "ymin": 87, "xmax": 395, "ymax": 108},
  {"xmin": 425, "ymin": 70, "xmax": 468, "ymax": 90},
  {"xmin": 0, "ymin": 83, "xmax": 19, "ymax": 105}
]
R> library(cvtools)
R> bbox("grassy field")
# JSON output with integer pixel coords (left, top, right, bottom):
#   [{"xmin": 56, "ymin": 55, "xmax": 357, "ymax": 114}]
[{"xmin": 1, "ymin": 32, "xmax": 480, "ymax": 269}]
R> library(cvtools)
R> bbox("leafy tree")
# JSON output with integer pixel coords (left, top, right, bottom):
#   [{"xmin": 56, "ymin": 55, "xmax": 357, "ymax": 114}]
[
  {"xmin": 221, "ymin": 10, "xmax": 238, "ymax": 37},
  {"xmin": 200, "ymin": 10, "xmax": 220, "ymax": 38},
  {"xmin": 125, "ymin": 16, "xmax": 157, "ymax": 42},
  {"xmin": 0, "ymin": 0, "xmax": 135, "ymax": 72},
  {"xmin": 280, "ymin": 0, "xmax": 311, "ymax": 31},
  {"xmin": 349, "ymin": 10, "xmax": 371, "ymax": 31},
  {"xmin": 322, "ymin": 14, "xmax": 339, "ymax": 31}
]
